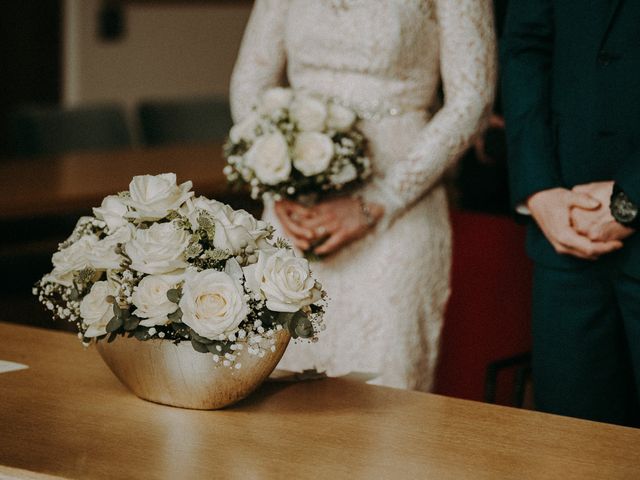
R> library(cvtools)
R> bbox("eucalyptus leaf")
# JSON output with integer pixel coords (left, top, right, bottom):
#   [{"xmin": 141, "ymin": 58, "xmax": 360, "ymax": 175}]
[
  {"xmin": 167, "ymin": 308, "xmax": 183, "ymax": 322},
  {"xmin": 134, "ymin": 329, "xmax": 150, "ymax": 341},
  {"xmin": 106, "ymin": 316, "xmax": 123, "ymax": 333},
  {"xmin": 206, "ymin": 341, "xmax": 232, "ymax": 355},
  {"xmin": 123, "ymin": 315, "xmax": 140, "ymax": 332},
  {"xmin": 166, "ymin": 289, "xmax": 181, "ymax": 304},
  {"xmin": 294, "ymin": 317, "xmax": 314, "ymax": 339},
  {"xmin": 288, "ymin": 311, "xmax": 313, "ymax": 339},
  {"xmin": 276, "ymin": 312, "xmax": 294, "ymax": 327},
  {"xmin": 190, "ymin": 330, "xmax": 214, "ymax": 345},
  {"xmin": 190, "ymin": 338, "xmax": 210, "ymax": 354},
  {"xmin": 171, "ymin": 322, "xmax": 190, "ymax": 337}
]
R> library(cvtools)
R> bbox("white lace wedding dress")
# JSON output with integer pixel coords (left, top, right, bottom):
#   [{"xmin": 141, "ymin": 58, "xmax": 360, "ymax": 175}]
[{"xmin": 230, "ymin": 0, "xmax": 496, "ymax": 391}]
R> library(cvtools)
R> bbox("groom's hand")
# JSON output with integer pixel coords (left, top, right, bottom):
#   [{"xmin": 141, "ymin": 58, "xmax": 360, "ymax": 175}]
[
  {"xmin": 527, "ymin": 187, "xmax": 623, "ymax": 260},
  {"xmin": 570, "ymin": 181, "xmax": 635, "ymax": 242}
]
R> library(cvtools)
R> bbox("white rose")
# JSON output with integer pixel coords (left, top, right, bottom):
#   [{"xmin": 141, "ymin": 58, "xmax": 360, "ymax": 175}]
[
  {"xmin": 215, "ymin": 206, "xmax": 270, "ymax": 252},
  {"xmin": 125, "ymin": 222, "xmax": 190, "ymax": 275},
  {"xmin": 229, "ymin": 208, "xmax": 269, "ymax": 235},
  {"xmin": 213, "ymin": 222, "xmax": 254, "ymax": 254},
  {"xmin": 93, "ymin": 195, "xmax": 128, "ymax": 233},
  {"xmin": 179, "ymin": 269, "xmax": 248, "ymax": 340},
  {"xmin": 86, "ymin": 225, "xmax": 134, "ymax": 271},
  {"xmin": 290, "ymin": 95, "xmax": 327, "ymax": 132},
  {"xmin": 180, "ymin": 197, "xmax": 268, "ymax": 254},
  {"xmin": 293, "ymin": 132, "xmax": 335, "ymax": 177},
  {"xmin": 131, "ymin": 274, "xmax": 181, "ymax": 327},
  {"xmin": 180, "ymin": 196, "xmax": 226, "ymax": 229},
  {"xmin": 50, "ymin": 235, "xmax": 99, "ymax": 286},
  {"xmin": 329, "ymin": 162, "xmax": 358, "ymax": 186},
  {"xmin": 259, "ymin": 87, "xmax": 293, "ymax": 115},
  {"xmin": 229, "ymin": 111, "xmax": 261, "ymax": 144},
  {"xmin": 65, "ymin": 216, "xmax": 97, "ymax": 241},
  {"xmin": 79, "ymin": 281, "xmax": 115, "ymax": 338},
  {"xmin": 124, "ymin": 173, "xmax": 193, "ymax": 221},
  {"xmin": 327, "ymin": 103, "xmax": 357, "ymax": 131},
  {"xmin": 246, "ymin": 132, "xmax": 292, "ymax": 185},
  {"xmin": 208, "ymin": 203, "xmax": 268, "ymax": 237},
  {"xmin": 244, "ymin": 249, "xmax": 319, "ymax": 312}
]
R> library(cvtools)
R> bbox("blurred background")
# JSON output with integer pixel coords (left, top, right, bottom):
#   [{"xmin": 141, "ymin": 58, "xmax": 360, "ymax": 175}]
[
  {"xmin": 0, "ymin": 0, "xmax": 531, "ymax": 407},
  {"xmin": 0, "ymin": 0, "xmax": 254, "ymax": 325}
]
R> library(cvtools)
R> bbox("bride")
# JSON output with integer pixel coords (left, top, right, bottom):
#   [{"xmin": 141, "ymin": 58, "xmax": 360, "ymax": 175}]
[{"xmin": 230, "ymin": 0, "xmax": 496, "ymax": 391}]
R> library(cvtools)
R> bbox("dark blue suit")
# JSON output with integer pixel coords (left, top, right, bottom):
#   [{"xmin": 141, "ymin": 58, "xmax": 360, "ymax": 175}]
[{"xmin": 502, "ymin": 0, "xmax": 640, "ymax": 425}]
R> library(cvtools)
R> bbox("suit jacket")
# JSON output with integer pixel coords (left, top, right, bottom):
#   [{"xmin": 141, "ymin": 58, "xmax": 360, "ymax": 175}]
[{"xmin": 501, "ymin": 0, "xmax": 640, "ymax": 277}]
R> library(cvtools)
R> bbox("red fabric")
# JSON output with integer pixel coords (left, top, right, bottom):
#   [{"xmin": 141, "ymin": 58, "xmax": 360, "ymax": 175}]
[{"xmin": 433, "ymin": 209, "xmax": 533, "ymax": 401}]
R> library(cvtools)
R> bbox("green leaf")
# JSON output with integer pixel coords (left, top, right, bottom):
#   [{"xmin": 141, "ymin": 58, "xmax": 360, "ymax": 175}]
[
  {"xmin": 107, "ymin": 332, "xmax": 118, "ymax": 343},
  {"xmin": 275, "ymin": 311, "xmax": 294, "ymax": 328},
  {"xmin": 123, "ymin": 315, "xmax": 140, "ymax": 332},
  {"xmin": 190, "ymin": 338, "xmax": 210, "ymax": 354},
  {"xmin": 189, "ymin": 329, "xmax": 214, "ymax": 345},
  {"xmin": 166, "ymin": 289, "xmax": 181, "ymax": 304},
  {"xmin": 167, "ymin": 308, "xmax": 183, "ymax": 323},
  {"xmin": 134, "ymin": 329, "xmax": 150, "ymax": 341},
  {"xmin": 294, "ymin": 317, "xmax": 314, "ymax": 339},
  {"xmin": 288, "ymin": 311, "xmax": 313, "ymax": 339},
  {"xmin": 106, "ymin": 316, "xmax": 123, "ymax": 333},
  {"xmin": 206, "ymin": 341, "xmax": 232, "ymax": 355},
  {"xmin": 112, "ymin": 302, "xmax": 132, "ymax": 320},
  {"xmin": 171, "ymin": 322, "xmax": 190, "ymax": 337}
]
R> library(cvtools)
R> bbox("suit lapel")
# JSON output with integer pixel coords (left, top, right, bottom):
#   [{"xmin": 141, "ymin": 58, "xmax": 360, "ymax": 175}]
[{"xmin": 600, "ymin": 0, "xmax": 623, "ymax": 46}]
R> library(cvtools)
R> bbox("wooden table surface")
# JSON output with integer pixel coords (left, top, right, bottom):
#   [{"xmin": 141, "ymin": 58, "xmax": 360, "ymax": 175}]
[
  {"xmin": 1, "ymin": 322, "xmax": 639, "ymax": 480},
  {"xmin": 0, "ymin": 144, "xmax": 228, "ymax": 220}
]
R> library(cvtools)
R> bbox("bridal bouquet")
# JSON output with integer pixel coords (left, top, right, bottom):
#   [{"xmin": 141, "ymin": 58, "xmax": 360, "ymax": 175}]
[
  {"xmin": 34, "ymin": 173, "xmax": 326, "ymax": 367},
  {"xmin": 223, "ymin": 87, "xmax": 371, "ymax": 201}
]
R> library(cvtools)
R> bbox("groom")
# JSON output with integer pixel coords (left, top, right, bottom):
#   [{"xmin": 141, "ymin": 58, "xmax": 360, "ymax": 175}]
[{"xmin": 502, "ymin": 0, "xmax": 640, "ymax": 426}]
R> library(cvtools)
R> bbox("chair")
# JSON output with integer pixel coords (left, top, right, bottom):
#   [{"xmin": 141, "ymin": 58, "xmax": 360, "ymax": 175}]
[
  {"xmin": 434, "ymin": 210, "xmax": 533, "ymax": 404},
  {"xmin": 0, "ymin": 214, "xmax": 76, "ymax": 330},
  {"xmin": 484, "ymin": 351, "xmax": 532, "ymax": 408},
  {"xmin": 137, "ymin": 96, "xmax": 233, "ymax": 146},
  {"xmin": 7, "ymin": 104, "xmax": 132, "ymax": 157}
]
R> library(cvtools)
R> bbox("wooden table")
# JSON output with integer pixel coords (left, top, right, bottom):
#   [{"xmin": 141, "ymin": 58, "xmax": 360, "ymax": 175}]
[
  {"xmin": 1, "ymin": 322, "xmax": 639, "ymax": 479},
  {"xmin": 0, "ymin": 144, "xmax": 228, "ymax": 220}
]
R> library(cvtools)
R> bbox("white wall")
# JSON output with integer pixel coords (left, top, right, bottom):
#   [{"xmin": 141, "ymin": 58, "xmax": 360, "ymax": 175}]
[{"xmin": 62, "ymin": 0, "xmax": 252, "ymax": 109}]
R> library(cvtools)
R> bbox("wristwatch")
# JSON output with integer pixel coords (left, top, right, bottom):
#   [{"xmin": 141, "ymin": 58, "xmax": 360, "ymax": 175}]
[{"xmin": 610, "ymin": 184, "xmax": 640, "ymax": 228}]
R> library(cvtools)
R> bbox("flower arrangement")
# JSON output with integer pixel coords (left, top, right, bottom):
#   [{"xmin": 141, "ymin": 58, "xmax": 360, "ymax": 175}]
[
  {"xmin": 34, "ymin": 173, "xmax": 326, "ymax": 368},
  {"xmin": 223, "ymin": 87, "xmax": 371, "ymax": 201}
]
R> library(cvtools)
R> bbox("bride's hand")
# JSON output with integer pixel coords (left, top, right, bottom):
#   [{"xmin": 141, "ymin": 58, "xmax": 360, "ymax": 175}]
[
  {"xmin": 274, "ymin": 200, "xmax": 315, "ymax": 250},
  {"xmin": 300, "ymin": 196, "xmax": 384, "ymax": 256}
]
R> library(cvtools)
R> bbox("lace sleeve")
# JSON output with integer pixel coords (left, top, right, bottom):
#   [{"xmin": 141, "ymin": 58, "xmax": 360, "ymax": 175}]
[
  {"xmin": 229, "ymin": 0, "xmax": 290, "ymax": 122},
  {"xmin": 364, "ymin": 0, "xmax": 497, "ymax": 227}
]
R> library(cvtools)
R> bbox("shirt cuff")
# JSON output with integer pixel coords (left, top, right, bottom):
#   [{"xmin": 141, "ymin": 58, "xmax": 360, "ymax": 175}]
[{"xmin": 515, "ymin": 203, "xmax": 531, "ymax": 215}]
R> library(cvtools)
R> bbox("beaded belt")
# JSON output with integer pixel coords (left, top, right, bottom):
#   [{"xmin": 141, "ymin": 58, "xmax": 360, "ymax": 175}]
[{"xmin": 328, "ymin": 96, "xmax": 426, "ymax": 121}]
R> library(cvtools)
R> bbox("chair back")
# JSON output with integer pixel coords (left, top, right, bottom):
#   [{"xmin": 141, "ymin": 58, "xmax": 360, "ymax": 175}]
[
  {"xmin": 7, "ymin": 104, "xmax": 131, "ymax": 157},
  {"xmin": 138, "ymin": 96, "xmax": 232, "ymax": 146}
]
